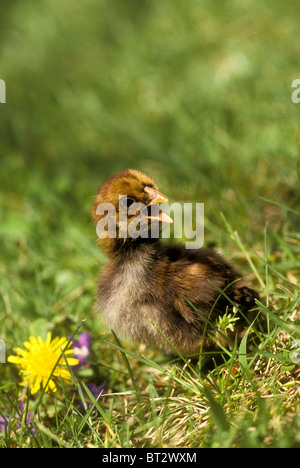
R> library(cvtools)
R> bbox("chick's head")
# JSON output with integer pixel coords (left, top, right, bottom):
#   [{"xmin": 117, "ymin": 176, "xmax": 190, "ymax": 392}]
[{"xmin": 92, "ymin": 169, "xmax": 173, "ymax": 254}]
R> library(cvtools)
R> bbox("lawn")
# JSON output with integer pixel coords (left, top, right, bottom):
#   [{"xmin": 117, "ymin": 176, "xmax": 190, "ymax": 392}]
[{"xmin": 0, "ymin": 0, "xmax": 299, "ymax": 448}]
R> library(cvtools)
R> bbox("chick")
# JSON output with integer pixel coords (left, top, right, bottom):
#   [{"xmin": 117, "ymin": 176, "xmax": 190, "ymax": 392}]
[{"xmin": 92, "ymin": 169, "xmax": 258, "ymax": 356}]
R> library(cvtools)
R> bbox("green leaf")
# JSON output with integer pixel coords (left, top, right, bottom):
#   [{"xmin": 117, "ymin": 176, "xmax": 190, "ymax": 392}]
[
  {"xmin": 202, "ymin": 384, "xmax": 229, "ymax": 433},
  {"xmin": 239, "ymin": 325, "xmax": 252, "ymax": 381}
]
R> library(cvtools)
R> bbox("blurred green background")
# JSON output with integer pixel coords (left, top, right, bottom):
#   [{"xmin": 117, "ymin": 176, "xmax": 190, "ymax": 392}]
[{"xmin": 0, "ymin": 0, "xmax": 300, "ymax": 343}]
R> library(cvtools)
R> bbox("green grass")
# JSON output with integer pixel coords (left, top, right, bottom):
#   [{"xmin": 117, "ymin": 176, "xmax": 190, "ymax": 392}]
[{"xmin": 0, "ymin": 0, "xmax": 300, "ymax": 448}]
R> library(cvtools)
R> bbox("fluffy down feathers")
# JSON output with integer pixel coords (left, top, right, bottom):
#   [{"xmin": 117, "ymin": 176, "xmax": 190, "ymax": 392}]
[{"xmin": 92, "ymin": 169, "xmax": 258, "ymax": 356}]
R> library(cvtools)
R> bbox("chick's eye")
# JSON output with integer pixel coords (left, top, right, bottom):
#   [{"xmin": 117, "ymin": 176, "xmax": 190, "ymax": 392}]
[{"xmin": 120, "ymin": 196, "xmax": 135, "ymax": 209}]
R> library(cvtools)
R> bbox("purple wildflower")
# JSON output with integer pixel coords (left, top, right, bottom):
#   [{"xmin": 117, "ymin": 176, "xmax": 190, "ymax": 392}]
[
  {"xmin": 0, "ymin": 402, "xmax": 35, "ymax": 435},
  {"xmin": 0, "ymin": 415, "xmax": 9, "ymax": 433},
  {"xmin": 72, "ymin": 332, "xmax": 92, "ymax": 369},
  {"xmin": 77, "ymin": 382, "xmax": 107, "ymax": 414},
  {"xmin": 18, "ymin": 402, "xmax": 35, "ymax": 435}
]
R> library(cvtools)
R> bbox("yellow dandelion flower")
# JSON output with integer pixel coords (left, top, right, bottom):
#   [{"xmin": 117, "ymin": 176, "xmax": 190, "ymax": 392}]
[{"xmin": 7, "ymin": 332, "xmax": 79, "ymax": 394}]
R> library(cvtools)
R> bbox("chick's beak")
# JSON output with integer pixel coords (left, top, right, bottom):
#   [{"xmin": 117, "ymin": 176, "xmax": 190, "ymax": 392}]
[
  {"xmin": 144, "ymin": 186, "xmax": 169, "ymax": 205},
  {"xmin": 144, "ymin": 186, "xmax": 173, "ymax": 224}
]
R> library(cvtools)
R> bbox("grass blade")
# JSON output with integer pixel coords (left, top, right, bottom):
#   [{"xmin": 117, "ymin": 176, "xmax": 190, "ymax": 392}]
[
  {"xmin": 111, "ymin": 330, "xmax": 141, "ymax": 404},
  {"xmin": 202, "ymin": 384, "xmax": 229, "ymax": 433},
  {"xmin": 220, "ymin": 213, "xmax": 265, "ymax": 289}
]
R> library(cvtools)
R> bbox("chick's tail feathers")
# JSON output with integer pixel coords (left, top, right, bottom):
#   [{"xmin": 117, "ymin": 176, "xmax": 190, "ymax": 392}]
[{"xmin": 231, "ymin": 285, "xmax": 259, "ymax": 312}]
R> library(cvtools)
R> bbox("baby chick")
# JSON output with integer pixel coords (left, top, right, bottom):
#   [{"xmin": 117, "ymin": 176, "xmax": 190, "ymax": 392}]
[{"xmin": 92, "ymin": 169, "xmax": 258, "ymax": 356}]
